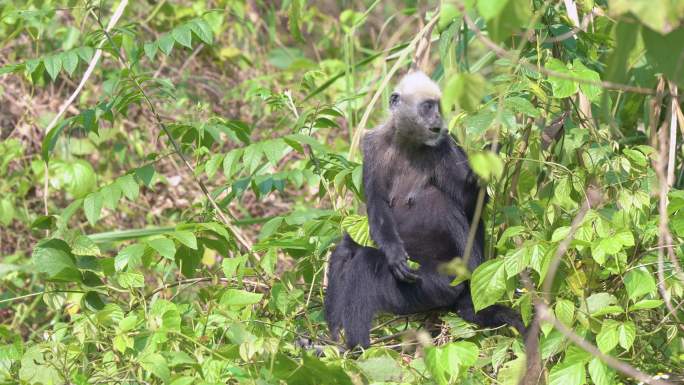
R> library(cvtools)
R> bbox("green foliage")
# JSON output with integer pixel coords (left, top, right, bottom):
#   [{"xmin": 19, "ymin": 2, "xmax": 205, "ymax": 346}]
[{"xmin": 1, "ymin": 0, "xmax": 684, "ymax": 384}]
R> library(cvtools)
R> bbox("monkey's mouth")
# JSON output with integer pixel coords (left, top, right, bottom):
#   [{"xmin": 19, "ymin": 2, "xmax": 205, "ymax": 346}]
[{"xmin": 429, "ymin": 127, "xmax": 442, "ymax": 134}]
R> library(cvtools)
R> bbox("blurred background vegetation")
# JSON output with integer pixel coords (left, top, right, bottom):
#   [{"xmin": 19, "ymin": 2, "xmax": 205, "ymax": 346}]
[{"xmin": 1, "ymin": 0, "xmax": 684, "ymax": 384}]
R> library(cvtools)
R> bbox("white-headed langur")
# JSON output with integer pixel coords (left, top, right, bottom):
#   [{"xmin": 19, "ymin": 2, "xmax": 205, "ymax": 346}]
[{"xmin": 325, "ymin": 71, "xmax": 526, "ymax": 349}]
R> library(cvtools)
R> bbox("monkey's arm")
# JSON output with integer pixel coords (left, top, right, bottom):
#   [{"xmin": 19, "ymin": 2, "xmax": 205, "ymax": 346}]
[{"xmin": 363, "ymin": 159, "xmax": 420, "ymax": 283}]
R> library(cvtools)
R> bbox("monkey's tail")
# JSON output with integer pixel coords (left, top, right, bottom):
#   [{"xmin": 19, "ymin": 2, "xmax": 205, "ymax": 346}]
[{"xmin": 325, "ymin": 233, "xmax": 361, "ymax": 341}]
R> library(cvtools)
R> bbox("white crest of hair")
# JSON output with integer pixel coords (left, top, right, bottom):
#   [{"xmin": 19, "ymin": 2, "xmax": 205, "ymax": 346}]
[{"xmin": 394, "ymin": 70, "xmax": 441, "ymax": 100}]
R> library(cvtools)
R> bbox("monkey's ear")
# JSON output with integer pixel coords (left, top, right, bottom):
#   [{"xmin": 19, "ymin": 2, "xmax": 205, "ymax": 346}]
[{"xmin": 389, "ymin": 92, "xmax": 400, "ymax": 108}]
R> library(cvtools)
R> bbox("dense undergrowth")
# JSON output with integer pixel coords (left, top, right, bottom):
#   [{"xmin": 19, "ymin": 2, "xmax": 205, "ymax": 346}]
[{"xmin": 1, "ymin": 1, "xmax": 684, "ymax": 384}]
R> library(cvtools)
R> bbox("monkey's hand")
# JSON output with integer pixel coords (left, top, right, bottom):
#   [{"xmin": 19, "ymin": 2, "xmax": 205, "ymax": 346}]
[{"xmin": 387, "ymin": 251, "xmax": 421, "ymax": 283}]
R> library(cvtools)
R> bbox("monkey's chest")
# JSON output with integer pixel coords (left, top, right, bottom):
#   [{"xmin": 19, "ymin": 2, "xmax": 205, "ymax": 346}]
[{"xmin": 388, "ymin": 183, "xmax": 457, "ymax": 262}]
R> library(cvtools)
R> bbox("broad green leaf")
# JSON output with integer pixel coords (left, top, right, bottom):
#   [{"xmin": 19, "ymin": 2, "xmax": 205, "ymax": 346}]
[
  {"xmin": 173, "ymin": 230, "xmax": 197, "ymax": 249},
  {"xmin": 44, "ymin": 55, "xmax": 62, "ymax": 80},
  {"xmin": 357, "ymin": 357, "xmax": 402, "ymax": 382},
  {"xmin": 138, "ymin": 353, "xmax": 170, "ymax": 383},
  {"xmin": 116, "ymin": 174, "xmax": 139, "ymax": 200},
  {"xmin": 629, "ymin": 299, "xmax": 663, "ymax": 310},
  {"xmin": 624, "ymin": 267, "xmax": 656, "ymax": 301},
  {"xmin": 144, "ymin": 41, "xmax": 158, "ymax": 61},
  {"xmin": 32, "ymin": 239, "xmax": 81, "ymax": 282},
  {"xmin": 571, "ymin": 59, "xmax": 602, "ymax": 101},
  {"xmin": 147, "ymin": 237, "xmax": 176, "ymax": 260},
  {"xmin": 158, "ymin": 33, "xmax": 175, "ymax": 55},
  {"xmin": 471, "ymin": 258, "xmax": 507, "ymax": 311},
  {"xmin": 555, "ymin": 299, "xmax": 575, "ymax": 327},
  {"xmin": 189, "ymin": 19, "xmax": 213, "ymax": 44},
  {"xmin": 223, "ymin": 148, "xmax": 243, "ymax": 180},
  {"xmin": 115, "ymin": 243, "xmax": 146, "ymax": 271},
  {"xmin": 588, "ymin": 357, "xmax": 614, "ymax": 385},
  {"xmin": 341, "ymin": 215, "xmax": 373, "ymax": 247},
  {"xmin": 549, "ymin": 360, "xmax": 586, "ymax": 385},
  {"xmin": 470, "ymin": 151, "xmax": 504, "ymax": 181},
  {"xmin": 477, "ymin": 0, "xmax": 509, "ymax": 20},
  {"xmin": 117, "ymin": 271, "xmax": 144, "ymax": 288},
  {"xmin": 596, "ymin": 320, "xmax": 620, "ymax": 353},
  {"xmin": 586, "ymin": 292, "xmax": 619, "ymax": 315},
  {"xmin": 442, "ymin": 72, "xmax": 487, "ymax": 113},
  {"xmin": 62, "ymin": 50, "xmax": 78, "ymax": 75},
  {"xmin": 172, "ymin": 24, "xmax": 193, "ymax": 48},
  {"xmin": 83, "ymin": 192, "xmax": 103, "ymax": 226},
  {"xmin": 220, "ymin": 288, "xmax": 263, "ymax": 307},
  {"xmin": 545, "ymin": 58, "xmax": 578, "ymax": 98},
  {"xmin": 486, "ymin": 0, "xmax": 531, "ymax": 42},
  {"xmin": 618, "ymin": 321, "xmax": 636, "ymax": 350}
]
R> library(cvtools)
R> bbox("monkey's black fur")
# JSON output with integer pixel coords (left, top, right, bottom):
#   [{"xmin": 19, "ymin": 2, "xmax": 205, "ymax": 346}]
[{"xmin": 324, "ymin": 72, "xmax": 525, "ymax": 348}]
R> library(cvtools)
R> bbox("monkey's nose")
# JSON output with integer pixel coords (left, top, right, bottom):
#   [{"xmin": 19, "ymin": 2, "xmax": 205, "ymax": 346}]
[{"xmin": 429, "ymin": 127, "xmax": 441, "ymax": 133}]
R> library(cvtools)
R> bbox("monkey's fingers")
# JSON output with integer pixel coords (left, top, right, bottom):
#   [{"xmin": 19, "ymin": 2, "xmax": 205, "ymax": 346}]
[{"xmin": 390, "ymin": 262, "xmax": 421, "ymax": 283}]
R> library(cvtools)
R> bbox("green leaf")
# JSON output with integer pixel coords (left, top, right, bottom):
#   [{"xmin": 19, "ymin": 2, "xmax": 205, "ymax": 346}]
[
  {"xmin": 189, "ymin": 18, "xmax": 213, "ymax": 44},
  {"xmin": 222, "ymin": 255, "xmax": 246, "ymax": 277},
  {"xmin": 624, "ymin": 267, "xmax": 656, "ymax": 301},
  {"xmin": 115, "ymin": 243, "xmax": 146, "ymax": 271},
  {"xmin": 629, "ymin": 299, "xmax": 663, "ymax": 310},
  {"xmin": 643, "ymin": 26, "xmax": 684, "ymax": 88},
  {"xmin": 587, "ymin": 292, "xmax": 619, "ymax": 315},
  {"xmin": 477, "ymin": 0, "xmax": 509, "ymax": 20},
  {"xmin": 471, "ymin": 258, "xmax": 507, "ymax": 311},
  {"xmin": 83, "ymin": 192, "xmax": 103, "ymax": 226},
  {"xmin": 32, "ymin": 239, "xmax": 81, "ymax": 282},
  {"xmin": 172, "ymin": 24, "xmax": 193, "ymax": 48},
  {"xmin": 341, "ymin": 215, "xmax": 373, "ymax": 247},
  {"xmin": 76, "ymin": 46, "xmax": 94, "ymax": 62},
  {"xmin": 486, "ymin": 0, "xmax": 531, "ymax": 42},
  {"xmin": 147, "ymin": 237, "xmax": 176, "ymax": 260},
  {"xmin": 618, "ymin": 321, "xmax": 636, "ymax": 350},
  {"xmin": 220, "ymin": 288, "xmax": 263, "ymax": 307},
  {"xmin": 596, "ymin": 320, "xmax": 620, "ymax": 353},
  {"xmin": 158, "ymin": 33, "xmax": 175, "ymax": 55},
  {"xmin": 117, "ymin": 271, "xmax": 144, "ymax": 288},
  {"xmin": 116, "ymin": 174, "xmax": 139, "ymax": 200},
  {"xmin": 469, "ymin": 151, "xmax": 503, "ymax": 181},
  {"xmin": 138, "ymin": 353, "xmax": 170, "ymax": 383},
  {"xmin": 144, "ymin": 41, "xmax": 158, "ymax": 61},
  {"xmin": 549, "ymin": 360, "xmax": 586, "ymax": 385},
  {"xmin": 44, "ymin": 55, "xmax": 62, "ymax": 80},
  {"xmin": 357, "ymin": 357, "xmax": 402, "ymax": 382},
  {"xmin": 545, "ymin": 58, "xmax": 578, "ymax": 98},
  {"xmin": 442, "ymin": 72, "xmax": 487, "ymax": 113},
  {"xmin": 571, "ymin": 59, "xmax": 602, "ymax": 101},
  {"xmin": 134, "ymin": 164, "xmax": 155, "ymax": 186},
  {"xmin": 173, "ymin": 230, "xmax": 197, "ymax": 249},
  {"xmin": 588, "ymin": 357, "xmax": 614, "ymax": 385},
  {"xmin": 62, "ymin": 50, "xmax": 78, "ymax": 75},
  {"xmin": 555, "ymin": 299, "xmax": 575, "ymax": 327},
  {"xmin": 223, "ymin": 149, "xmax": 243, "ymax": 180}
]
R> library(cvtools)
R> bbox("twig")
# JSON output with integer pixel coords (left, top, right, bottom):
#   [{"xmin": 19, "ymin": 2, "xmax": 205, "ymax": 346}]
[
  {"xmin": 653, "ymin": 82, "xmax": 684, "ymax": 331},
  {"xmin": 535, "ymin": 302, "xmax": 673, "ymax": 385},
  {"xmin": 542, "ymin": 186, "xmax": 602, "ymax": 302},
  {"xmin": 455, "ymin": 3, "xmax": 654, "ymax": 95}
]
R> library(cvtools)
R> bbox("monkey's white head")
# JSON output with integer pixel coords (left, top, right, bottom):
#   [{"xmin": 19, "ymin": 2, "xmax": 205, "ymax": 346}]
[{"xmin": 389, "ymin": 71, "xmax": 445, "ymax": 147}]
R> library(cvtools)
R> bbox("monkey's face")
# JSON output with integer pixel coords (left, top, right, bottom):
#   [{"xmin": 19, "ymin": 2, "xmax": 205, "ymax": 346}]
[{"xmin": 390, "ymin": 92, "xmax": 445, "ymax": 147}]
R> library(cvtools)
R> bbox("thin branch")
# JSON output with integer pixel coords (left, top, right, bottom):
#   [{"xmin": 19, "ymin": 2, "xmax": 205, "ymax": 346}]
[
  {"xmin": 542, "ymin": 186, "xmax": 602, "ymax": 302},
  {"xmin": 535, "ymin": 302, "xmax": 674, "ymax": 385}
]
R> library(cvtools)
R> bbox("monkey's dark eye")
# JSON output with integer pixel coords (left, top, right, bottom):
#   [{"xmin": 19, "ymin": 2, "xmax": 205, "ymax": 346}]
[
  {"xmin": 390, "ymin": 92, "xmax": 400, "ymax": 107},
  {"xmin": 420, "ymin": 100, "xmax": 438, "ymax": 115}
]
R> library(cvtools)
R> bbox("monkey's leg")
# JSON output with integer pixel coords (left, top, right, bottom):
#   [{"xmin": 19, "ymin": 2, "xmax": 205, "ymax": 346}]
[{"xmin": 454, "ymin": 290, "xmax": 526, "ymax": 335}]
